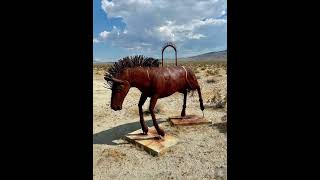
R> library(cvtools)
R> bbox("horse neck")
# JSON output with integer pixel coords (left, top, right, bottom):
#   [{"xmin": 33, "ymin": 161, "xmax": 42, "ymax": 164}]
[{"xmin": 125, "ymin": 67, "xmax": 150, "ymax": 88}]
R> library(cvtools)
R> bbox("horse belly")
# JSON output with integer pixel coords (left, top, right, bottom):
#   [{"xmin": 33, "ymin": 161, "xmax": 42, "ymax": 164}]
[
  {"xmin": 159, "ymin": 90, "xmax": 177, "ymax": 98},
  {"xmin": 159, "ymin": 78, "xmax": 183, "ymax": 98}
]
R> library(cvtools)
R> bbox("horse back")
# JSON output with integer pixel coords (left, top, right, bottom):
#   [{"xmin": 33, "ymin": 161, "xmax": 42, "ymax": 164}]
[{"xmin": 149, "ymin": 66, "xmax": 199, "ymax": 97}]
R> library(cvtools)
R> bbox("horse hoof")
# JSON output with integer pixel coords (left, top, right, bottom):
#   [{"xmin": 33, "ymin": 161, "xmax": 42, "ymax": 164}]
[
  {"xmin": 157, "ymin": 129, "xmax": 165, "ymax": 137},
  {"xmin": 142, "ymin": 127, "xmax": 148, "ymax": 135}
]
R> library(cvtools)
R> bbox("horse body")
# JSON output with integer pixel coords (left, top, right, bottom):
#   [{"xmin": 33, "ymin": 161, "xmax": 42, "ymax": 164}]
[
  {"xmin": 126, "ymin": 66, "xmax": 197, "ymax": 98},
  {"xmin": 105, "ymin": 56, "xmax": 204, "ymax": 137}
]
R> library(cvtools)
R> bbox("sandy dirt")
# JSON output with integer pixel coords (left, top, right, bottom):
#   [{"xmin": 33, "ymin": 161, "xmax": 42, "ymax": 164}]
[{"xmin": 93, "ymin": 63, "xmax": 227, "ymax": 180}]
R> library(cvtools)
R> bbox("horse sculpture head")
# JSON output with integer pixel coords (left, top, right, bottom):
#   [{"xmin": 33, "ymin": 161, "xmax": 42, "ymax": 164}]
[
  {"xmin": 104, "ymin": 74, "xmax": 130, "ymax": 111},
  {"xmin": 104, "ymin": 55, "xmax": 160, "ymax": 111}
]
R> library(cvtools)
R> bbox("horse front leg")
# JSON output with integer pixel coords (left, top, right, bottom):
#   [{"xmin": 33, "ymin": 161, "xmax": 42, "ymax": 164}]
[
  {"xmin": 181, "ymin": 90, "xmax": 187, "ymax": 117},
  {"xmin": 138, "ymin": 94, "xmax": 148, "ymax": 134},
  {"xmin": 149, "ymin": 95, "xmax": 165, "ymax": 137}
]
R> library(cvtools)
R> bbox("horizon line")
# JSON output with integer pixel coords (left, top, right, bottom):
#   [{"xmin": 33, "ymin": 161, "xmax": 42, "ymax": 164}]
[{"xmin": 94, "ymin": 49, "xmax": 227, "ymax": 62}]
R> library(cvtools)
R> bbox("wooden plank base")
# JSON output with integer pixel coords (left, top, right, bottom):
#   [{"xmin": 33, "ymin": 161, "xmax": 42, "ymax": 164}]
[{"xmin": 123, "ymin": 126, "xmax": 178, "ymax": 156}]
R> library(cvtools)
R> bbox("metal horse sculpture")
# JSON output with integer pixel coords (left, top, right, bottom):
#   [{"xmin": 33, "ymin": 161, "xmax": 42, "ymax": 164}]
[{"xmin": 104, "ymin": 55, "xmax": 204, "ymax": 137}]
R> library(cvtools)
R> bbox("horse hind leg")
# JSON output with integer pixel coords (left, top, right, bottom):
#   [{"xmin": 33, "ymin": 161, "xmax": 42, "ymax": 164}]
[
  {"xmin": 184, "ymin": 68, "xmax": 204, "ymax": 116},
  {"xmin": 197, "ymin": 86, "xmax": 205, "ymax": 112},
  {"xmin": 181, "ymin": 89, "xmax": 187, "ymax": 117},
  {"xmin": 186, "ymin": 70, "xmax": 204, "ymax": 112}
]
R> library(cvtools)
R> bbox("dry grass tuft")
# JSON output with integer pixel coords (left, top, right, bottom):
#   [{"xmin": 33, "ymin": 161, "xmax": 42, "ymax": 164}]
[
  {"xmin": 101, "ymin": 149, "xmax": 126, "ymax": 162},
  {"xmin": 206, "ymin": 78, "xmax": 216, "ymax": 83},
  {"xmin": 206, "ymin": 69, "xmax": 215, "ymax": 76}
]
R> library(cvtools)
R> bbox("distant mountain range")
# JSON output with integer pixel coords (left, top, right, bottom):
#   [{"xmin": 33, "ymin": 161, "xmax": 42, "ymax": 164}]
[
  {"xmin": 93, "ymin": 59, "xmax": 113, "ymax": 64},
  {"xmin": 93, "ymin": 50, "xmax": 227, "ymax": 64},
  {"xmin": 183, "ymin": 50, "xmax": 227, "ymax": 61}
]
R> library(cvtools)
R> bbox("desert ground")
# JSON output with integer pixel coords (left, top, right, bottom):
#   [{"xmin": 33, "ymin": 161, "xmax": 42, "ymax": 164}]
[{"xmin": 93, "ymin": 61, "xmax": 227, "ymax": 180}]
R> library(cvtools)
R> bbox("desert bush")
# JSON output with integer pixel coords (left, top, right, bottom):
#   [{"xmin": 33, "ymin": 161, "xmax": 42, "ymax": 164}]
[
  {"xmin": 221, "ymin": 114, "xmax": 227, "ymax": 122},
  {"xmin": 206, "ymin": 78, "xmax": 216, "ymax": 83},
  {"xmin": 93, "ymin": 64, "xmax": 112, "ymax": 72},
  {"xmin": 196, "ymin": 76, "xmax": 201, "ymax": 79},
  {"xmin": 206, "ymin": 69, "xmax": 215, "ymax": 75},
  {"xmin": 189, "ymin": 66, "xmax": 198, "ymax": 73},
  {"xmin": 208, "ymin": 91, "xmax": 227, "ymax": 109},
  {"xmin": 215, "ymin": 100, "xmax": 225, "ymax": 108},
  {"xmin": 101, "ymin": 149, "xmax": 126, "ymax": 161}
]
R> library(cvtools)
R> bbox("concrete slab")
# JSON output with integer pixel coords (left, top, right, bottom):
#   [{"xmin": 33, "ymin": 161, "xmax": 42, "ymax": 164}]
[
  {"xmin": 123, "ymin": 126, "xmax": 178, "ymax": 156},
  {"xmin": 168, "ymin": 115, "xmax": 211, "ymax": 126}
]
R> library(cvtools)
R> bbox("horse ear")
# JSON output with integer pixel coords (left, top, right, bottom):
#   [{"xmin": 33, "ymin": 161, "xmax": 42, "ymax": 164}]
[
  {"xmin": 104, "ymin": 74, "xmax": 125, "ymax": 84},
  {"xmin": 111, "ymin": 77, "xmax": 125, "ymax": 84},
  {"xmin": 104, "ymin": 76, "xmax": 112, "ymax": 81},
  {"xmin": 104, "ymin": 74, "xmax": 114, "ymax": 81}
]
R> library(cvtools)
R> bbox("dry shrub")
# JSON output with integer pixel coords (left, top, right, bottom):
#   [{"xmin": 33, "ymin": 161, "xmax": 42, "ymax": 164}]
[
  {"xmin": 221, "ymin": 114, "xmax": 227, "ymax": 122},
  {"xmin": 101, "ymin": 149, "xmax": 126, "ymax": 162},
  {"xmin": 206, "ymin": 69, "xmax": 215, "ymax": 76},
  {"xmin": 214, "ymin": 166, "xmax": 227, "ymax": 179},
  {"xmin": 94, "ymin": 64, "xmax": 109, "ymax": 71},
  {"xmin": 189, "ymin": 66, "xmax": 198, "ymax": 73},
  {"xmin": 207, "ymin": 91, "xmax": 227, "ymax": 109},
  {"xmin": 206, "ymin": 78, "xmax": 216, "ymax": 83}
]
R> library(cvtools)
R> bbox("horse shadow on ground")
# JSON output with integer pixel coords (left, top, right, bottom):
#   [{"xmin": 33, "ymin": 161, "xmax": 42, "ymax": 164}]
[{"xmin": 93, "ymin": 119, "xmax": 166, "ymax": 145}]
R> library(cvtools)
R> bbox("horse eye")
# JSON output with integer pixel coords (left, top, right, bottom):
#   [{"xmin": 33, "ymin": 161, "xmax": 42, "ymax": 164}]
[{"xmin": 116, "ymin": 85, "xmax": 123, "ymax": 91}]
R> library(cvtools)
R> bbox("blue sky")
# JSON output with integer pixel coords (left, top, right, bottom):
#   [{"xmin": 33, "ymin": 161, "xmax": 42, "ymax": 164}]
[{"xmin": 93, "ymin": 0, "xmax": 227, "ymax": 62}]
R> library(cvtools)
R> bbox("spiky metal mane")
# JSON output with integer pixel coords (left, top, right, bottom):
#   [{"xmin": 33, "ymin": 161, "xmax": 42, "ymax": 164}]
[{"xmin": 104, "ymin": 55, "xmax": 160, "ymax": 87}]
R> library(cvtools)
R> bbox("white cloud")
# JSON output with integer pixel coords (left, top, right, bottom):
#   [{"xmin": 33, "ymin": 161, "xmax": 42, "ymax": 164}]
[
  {"xmin": 99, "ymin": 30, "xmax": 110, "ymax": 39},
  {"xmin": 101, "ymin": 0, "xmax": 114, "ymax": 12},
  {"xmin": 189, "ymin": 34, "xmax": 206, "ymax": 39},
  {"xmin": 155, "ymin": 18, "xmax": 225, "ymax": 41},
  {"xmin": 93, "ymin": 38, "xmax": 100, "ymax": 43},
  {"xmin": 99, "ymin": 0, "xmax": 227, "ymax": 57},
  {"xmin": 94, "ymin": 26, "xmax": 121, "ymax": 43},
  {"xmin": 221, "ymin": 10, "xmax": 226, "ymax": 16}
]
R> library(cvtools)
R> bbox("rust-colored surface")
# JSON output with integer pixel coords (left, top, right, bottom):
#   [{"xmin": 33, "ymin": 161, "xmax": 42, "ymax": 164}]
[
  {"xmin": 104, "ymin": 56, "xmax": 205, "ymax": 137},
  {"xmin": 123, "ymin": 126, "xmax": 178, "ymax": 156},
  {"xmin": 168, "ymin": 115, "xmax": 211, "ymax": 126}
]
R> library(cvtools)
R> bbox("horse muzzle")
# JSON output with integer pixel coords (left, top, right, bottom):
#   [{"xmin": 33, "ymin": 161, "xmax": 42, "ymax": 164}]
[{"xmin": 111, "ymin": 105, "xmax": 122, "ymax": 111}]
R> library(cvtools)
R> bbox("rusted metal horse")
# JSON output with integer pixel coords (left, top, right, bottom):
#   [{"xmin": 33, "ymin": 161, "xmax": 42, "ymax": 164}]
[{"xmin": 104, "ymin": 55, "xmax": 204, "ymax": 137}]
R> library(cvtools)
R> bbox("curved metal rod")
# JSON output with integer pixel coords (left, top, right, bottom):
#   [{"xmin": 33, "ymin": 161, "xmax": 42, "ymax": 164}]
[{"xmin": 161, "ymin": 43, "xmax": 177, "ymax": 67}]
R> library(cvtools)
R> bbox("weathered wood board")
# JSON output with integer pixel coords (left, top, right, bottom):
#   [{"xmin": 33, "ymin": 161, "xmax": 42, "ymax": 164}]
[{"xmin": 123, "ymin": 126, "xmax": 178, "ymax": 156}]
